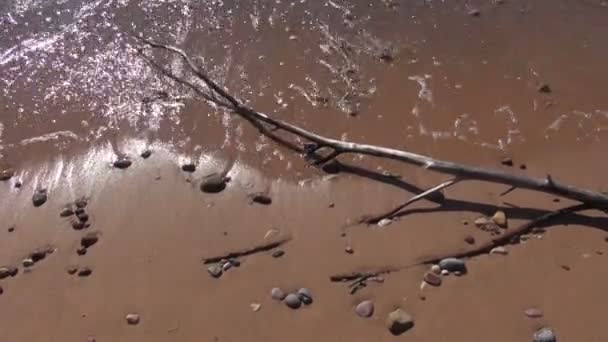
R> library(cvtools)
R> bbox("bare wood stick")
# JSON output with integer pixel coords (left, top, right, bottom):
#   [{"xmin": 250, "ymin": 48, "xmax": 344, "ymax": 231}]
[
  {"xmin": 202, "ymin": 237, "xmax": 291, "ymax": 264},
  {"xmin": 358, "ymin": 178, "xmax": 460, "ymax": 225},
  {"xmin": 138, "ymin": 39, "xmax": 608, "ymax": 209}
]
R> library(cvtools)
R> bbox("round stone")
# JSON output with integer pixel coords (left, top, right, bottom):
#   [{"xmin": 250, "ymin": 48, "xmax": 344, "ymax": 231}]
[
  {"xmin": 141, "ymin": 150, "xmax": 152, "ymax": 159},
  {"xmin": 491, "ymin": 210, "xmax": 508, "ymax": 228},
  {"xmin": 345, "ymin": 246, "xmax": 354, "ymax": 254},
  {"xmin": 297, "ymin": 288, "xmax": 313, "ymax": 305},
  {"xmin": 438, "ymin": 258, "xmax": 467, "ymax": 273},
  {"xmin": 355, "ymin": 300, "xmax": 374, "ymax": 318},
  {"xmin": 423, "ymin": 271, "xmax": 442, "ymax": 286},
  {"xmin": 250, "ymin": 193, "xmax": 272, "ymax": 205},
  {"xmin": 181, "ymin": 164, "xmax": 196, "ymax": 173},
  {"xmin": 78, "ymin": 267, "xmax": 92, "ymax": 277},
  {"xmin": 126, "ymin": 313, "xmax": 140, "ymax": 325},
  {"xmin": 81, "ymin": 233, "xmax": 99, "ymax": 248},
  {"xmin": 113, "ymin": 158, "xmax": 132, "ymax": 169},
  {"xmin": 430, "ymin": 265, "xmax": 441, "ymax": 275},
  {"xmin": 464, "ymin": 235, "xmax": 475, "ymax": 244},
  {"xmin": 22, "ymin": 258, "xmax": 34, "ymax": 268},
  {"xmin": 284, "ymin": 293, "xmax": 301, "ymax": 309},
  {"xmin": 271, "ymin": 287, "xmax": 286, "ymax": 301},
  {"xmin": 386, "ymin": 308, "xmax": 414, "ymax": 336},
  {"xmin": 533, "ymin": 327, "xmax": 556, "ymax": 342},
  {"xmin": 32, "ymin": 189, "xmax": 48, "ymax": 207},
  {"xmin": 525, "ymin": 308, "xmax": 543, "ymax": 318},
  {"xmin": 200, "ymin": 175, "xmax": 228, "ymax": 193}
]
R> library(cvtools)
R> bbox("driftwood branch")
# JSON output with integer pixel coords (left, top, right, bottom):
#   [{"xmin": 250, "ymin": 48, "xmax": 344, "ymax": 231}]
[
  {"xmin": 137, "ymin": 38, "xmax": 608, "ymax": 210},
  {"xmin": 202, "ymin": 237, "xmax": 291, "ymax": 264}
]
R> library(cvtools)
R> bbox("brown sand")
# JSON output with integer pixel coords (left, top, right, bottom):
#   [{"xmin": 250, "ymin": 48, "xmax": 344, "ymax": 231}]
[{"xmin": 1, "ymin": 0, "xmax": 608, "ymax": 341}]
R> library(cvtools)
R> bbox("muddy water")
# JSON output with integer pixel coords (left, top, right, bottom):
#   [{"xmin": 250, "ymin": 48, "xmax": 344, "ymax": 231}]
[{"xmin": 1, "ymin": 1, "xmax": 608, "ymax": 341}]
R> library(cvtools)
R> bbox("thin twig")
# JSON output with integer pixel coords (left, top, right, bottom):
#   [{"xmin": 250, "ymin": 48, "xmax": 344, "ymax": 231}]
[{"xmin": 202, "ymin": 237, "xmax": 291, "ymax": 264}]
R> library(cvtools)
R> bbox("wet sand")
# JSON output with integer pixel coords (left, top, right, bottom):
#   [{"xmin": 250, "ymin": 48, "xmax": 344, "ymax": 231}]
[{"xmin": 1, "ymin": 0, "xmax": 608, "ymax": 341}]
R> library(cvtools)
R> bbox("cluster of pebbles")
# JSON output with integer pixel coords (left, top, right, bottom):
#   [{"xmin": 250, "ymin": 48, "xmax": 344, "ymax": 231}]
[
  {"xmin": 60, "ymin": 198, "xmax": 91, "ymax": 231},
  {"xmin": 207, "ymin": 258, "xmax": 241, "ymax": 278},
  {"xmin": 271, "ymin": 287, "xmax": 313, "ymax": 309},
  {"xmin": 423, "ymin": 258, "xmax": 467, "ymax": 287}
]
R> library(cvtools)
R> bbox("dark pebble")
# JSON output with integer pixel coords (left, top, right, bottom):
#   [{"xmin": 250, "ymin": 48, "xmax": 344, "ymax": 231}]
[
  {"xmin": 321, "ymin": 160, "xmax": 341, "ymax": 174},
  {"xmin": 501, "ymin": 157, "xmax": 514, "ymax": 166},
  {"xmin": 519, "ymin": 164, "xmax": 527, "ymax": 170},
  {"xmin": 328, "ymin": 202, "xmax": 335, "ymax": 208},
  {"xmin": 250, "ymin": 193, "xmax": 272, "ymax": 205},
  {"xmin": 67, "ymin": 266, "xmax": 78, "ymax": 275},
  {"xmin": 468, "ymin": 8, "xmax": 481, "ymax": 16},
  {"xmin": 604, "ymin": 236, "xmax": 608, "ymax": 243},
  {"xmin": 553, "ymin": 198, "xmax": 561, "ymax": 202},
  {"xmin": 8, "ymin": 226, "xmax": 15, "ymax": 233},
  {"xmin": 561, "ymin": 265, "xmax": 570, "ymax": 271},
  {"xmin": 141, "ymin": 150, "xmax": 152, "ymax": 159},
  {"xmin": 77, "ymin": 213, "xmax": 89, "ymax": 223},
  {"xmin": 30, "ymin": 248, "xmax": 50, "ymax": 262},
  {"xmin": 0, "ymin": 285, "xmax": 3, "ymax": 295},
  {"xmin": 14, "ymin": 181, "xmax": 22, "ymax": 188},
  {"xmin": 75, "ymin": 208, "xmax": 85, "ymax": 215},
  {"xmin": 464, "ymin": 235, "xmax": 475, "ymax": 244},
  {"xmin": 75, "ymin": 199, "xmax": 88, "ymax": 208},
  {"xmin": 272, "ymin": 250, "xmax": 285, "ymax": 258},
  {"xmin": 538, "ymin": 84, "xmax": 552, "ymax": 93},
  {"xmin": 0, "ymin": 168, "xmax": 15, "ymax": 181},
  {"xmin": 77, "ymin": 247, "xmax": 87, "ymax": 256},
  {"xmin": 32, "ymin": 189, "xmax": 48, "ymax": 207},
  {"xmin": 200, "ymin": 175, "xmax": 229, "ymax": 193},
  {"xmin": 81, "ymin": 233, "xmax": 99, "ymax": 248},
  {"xmin": 297, "ymin": 288, "xmax": 313, "ymax": 305},
  {"xmin": 284, "ymin": 293, "xmax": 302, "ymax": 309},
  {"xmin": 229, "ymin": 258, "xmax": 240, "ymax": 267},
  {"xmin": 60, "ymin": 207, "xmax": 74, "ymax": 217},
  {"xmin": 345, "ymin": 246, "xmax": 354, "ymax": 254},
  {"xmin": 77, "ymin": 267, "xmax": 92, "ymax": 277},
  {"xmin": 182, "ymin": 164, "xmax": 196, "ymax": 173},
  {"xmin": 113, "ymin": 158, "xmax": 132, "ymax": 169},
  {"xmin": 72, "ymin": 221, "xmax": 86, "ymax": 230}
]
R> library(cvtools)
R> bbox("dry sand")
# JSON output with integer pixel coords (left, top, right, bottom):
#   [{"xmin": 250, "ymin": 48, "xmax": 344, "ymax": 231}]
[{"xmin": 1, "ymin": 0, "xmax": 608, "ymax": 341}]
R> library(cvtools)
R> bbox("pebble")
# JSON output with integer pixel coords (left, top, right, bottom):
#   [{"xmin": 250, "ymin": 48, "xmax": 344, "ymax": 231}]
[
  {"xmin": 0, "ymin": 285, "xmax": 3, "ymax": 295},
  {"xmin": 525, "ymin": 308, "xmax": 544, "ymax": 318},
  {"xmin": 430, "ymin": 265, "xmax": 441, "ymax": 275},
  {"xmin": 297, "ymin": 288, "xmax": 313, "ymax": 305},
  {"xmin": 67, "ymin": 266, "xmax": 78, "ymax": 275},
  {"xmin": 441, "ymin": 269, "xmax": 449, "ymax": 276},
  {"xmin": 77, "ymin": 213, "xmax": 89, "ymax": 223},
  {"xmin": 22, "ymin": 258, "xmax": 34, "ymax": 268},
  {"xmin": 0, "ymin": 267, "xmax": 13, "ymax": 279},
  {"xmin": 474, "ymin": 217, "xmax": 490, "ymax": 227},
  {"xmin": 533, "ymin": 327, "xmax": 556, "ymax": 342},
  {"xmin": 60, "ymin": 207, "xmax": 74, "ymax": 217},
  {"xmin": 0, "ymin": 168, "xmax": 15, "ymax": 181},
  {"xmin": 75, "ymin": 208, "xmax": 85, "ymax": 215},
  {"xmin": 81, "ymin": 233, "xmax": 99, "ymax": 248},
  {"xmin": 355, "ymin": 300, "xmax": 374, "ymax": 318},
  {"xmin": 32, "ymin": 189, "xmax": 48, "ymax": 207},
  {"xmin": 377, "ymin": 218, "xmax": 392, "ymax": 227},
  {"xmin": 75, "ymin": 199, "xmax": 88, "ymax": 208},
  {"xmin": 141, "ymin": 150, "xmax": 152, "ymax": 159},
  {"xmin": 78, "ymin": 267, "xmax": 93, "ymax": 277},
  {"xmin": 207, "ymin": 265, "xmax": 223, "ymax": 278},
  {"xmin": 250, "ymin": 303, "xmax": 262, "ymax": 312},
  {"xmin": 561, "ymin": 265, "xmax": 571, "ymax": 271},
  {"xmin": 181, "ymin": 164, "xmax": 196, "ymax": 173},
  {"xmin": 345, "ymin": 246, "xmax": 354, "ymax": 254},
  {"xmin": 386, "ymin": 308, "xmax": 415, "ymax": 335},
  {"xmin": 8, "ymin": 226, "xmax": 15, "ymax": 233},
  {"xmin": 468, "ymin": 8, "xmax": 481, "ymax": 16},
  {"xmin": 113, "ymin": 158, "xmax": 132, "ymax": 169},
  {"xmin": 271, "ymin": 287, "xmax": 286, "ymax": 301},
  {"xmin": 423, "ymin": 271, "xmax": 442, "ymax": 286},
  {"xmin": 222, "ymin": 261, "xmax": 232, "ymax": 272},
  {"xmin": 491, "ymin": 210, "xmax": 508, "ymax": 228},
  {"xmin": 250, "ymin": 193, "xmax": 272, "ymax": 205},
  {"xmin": 490, "ymin": 246, "xmax": 509, "ymax": 255},
  {"xmin": 501, "ymin": 157, "xmax": 514, "ymax": 166},
  {"xmin": 126, "ymin": 313, "xmax": 140, "ymax": 325},
  {"xmin": 538, "ymin": 84, "xmax": 552, "ymax": 93},
  {"xmin": 30, "ymin": 247, "xmax": 51, "ymax": 262},
  {"xmin": 464, "ymin": 235, "xmax": 475, "ymax": 244},
  {"xmin": 72, "ymin": 221, "xmax": 86, "ymax": 230},
  {"xmin": 438, "ymin": 258, "xmax": 467, "ymax": 273},
  {"xmin": 321, "ymin": 160, "xmax": 341, "ymax": 174},
  {"xmin": 200, "ymin": 174, "xmax": 229, "ymax": 193},
  {"xmin": 284, "ymin": 293, "xmax": 302, "ymax": 309},
  {"xmin": 272, "ymin": 250, "xmax": 285, "ymax": 258}
]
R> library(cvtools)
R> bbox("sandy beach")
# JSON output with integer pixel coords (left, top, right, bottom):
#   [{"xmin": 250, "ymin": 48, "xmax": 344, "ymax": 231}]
[{"xmin": 1, "ymin": 1, "xmax": 608, "ymax": 341}]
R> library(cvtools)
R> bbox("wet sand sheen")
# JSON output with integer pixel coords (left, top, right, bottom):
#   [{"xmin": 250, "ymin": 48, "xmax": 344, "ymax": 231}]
[{"xmin": 1, "ymin": 0, "xmax": 608, "ymax": 341}]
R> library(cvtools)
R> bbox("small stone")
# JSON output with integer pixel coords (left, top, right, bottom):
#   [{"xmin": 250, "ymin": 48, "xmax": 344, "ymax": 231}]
[
  {"xmin": 0, "ymin": 168, "xmax": 15, "ymax": 181},
  {"xmin": 271, "ymin": 287, "xmax": 286, "ymax": 300},
  {"xmin": 272, "ymin": 250, "xmax": 285, "ymax": 258},
  {"xmin": 250, "ymin": 193, "xmax": 272, "ymax": 205},
  {"xmin": 14, "ymin": 181, "xmax": 22, "ymax": 188},
  {"xmin": 284, "ymin": 293, "xmax": 302, "ymax": 309},
  {"xmin": 0, "ymin": 285, "xmax": 3, "ymax": 295},
  {"xmin": 321, "ymin": 160, "xmax": 341, "ymax": 174},
  {"xmin": 30, "ymin": 247, "xmax": 51, "ymax": 262},
  {"xmin": 453, "ymin": 271, "xmax": 463, "ymax": 276},
  {"xmin": 491, "ymin": 210, "xmax": 508, "ymax": 228},
  {"xmin": 75, "ymin": 208, "xmax": 85, "ymax": 215},
  {"xmin": 520, "ymin": 164, "xmax": 527, "ymax": 170},
  {"xmin": 423, "ymin": 271, "xmax": 442, "ymax": 286},
  {"xmin": 22, "ymin": 258, "xmax": 34, "ymax": 268},
  {"xmin": 490, "ymin": 246, "xmax": 509, "ymax": 255},
  {"xmin": 474, "ymin": 217, "xmax": 491, "ymax": 227},
  {"xmin": 141, "ymin": 150, "xmax": 152, "ymax": 159},
  {"xmin": 418, "ymin": 294, "xmax": 426, "ymax": 301},
  {"xmin": 462, "ymin": 220, "xmax": 469, "ymax": 226},
  {"xmin": 439, "ymin": 258, "xmax": 467, "ymax": 273},
  {"xmin": 113, "ymin": 158, "xmax": 132, "ymax": 169},
  {"xmin": 0, "ymin": 266, "xmax": 15, "ymax": 279},
  {"xmin": 525, "ymin": 308, "xmax": 544, "ymax": 318},
  {"xmin": 67, "ymin": 266, "xmax": 78, "ymax": 275},
  {"xmin": 222, "ymin": 261, "xmax": 232, "ymax": 272},
  {"xmin": 60, "ymin": 207, "xmax": 74, "ymax": 217},
  {"xmin": 441, "ymin": 269, "xmax": 449, "ymax": 276},
  {"xmin": 72, "ymin": 221, "xmax": 86, "ymax": 230},
  {"xmin": 81, "ymin": 232, "xmax": 99, "ymax": 248},
  {"xmin": 386, "ymin": 308, "xmax": 415, "ymax": 336},
  {"xmin": 430, "ymin": 265, "xmax": 441, "ymax": 275},
  {"xmin": 561, "ymin": 265, "xmax": 570, "ymax": 271},
  {"xmin": 181, "ymin": 163, "xmax": 196, "ymax": 172},
  {"xmin": 328, "ymin": 202, "xmax": 335, "ymax": 208},
  {"xmin": 126, "ymin": 313, "xmax": 140, "ymax": 325},
  {"xmin": 533, "ymin": 327, "xmax": 556, "ymax": 342},
  {"xmin": 8, "ymin": 226, "xmax": 15, "ymax": 233},
  {"xmin": 75, "ymin": 199, "xmax": 88, "ymax": 208},
  {"xmin": 538, "ymin": 84, "xmax": 552, "ymax": 93},
  {"xmin": 288, "ymin": 35, "xmax": 298, "ymax": 40},
  {"xmin": 200, "ymin": 174, "xmax": 229, "ymax": 193},
  {"xmin": 32, "ymin": 189, "xmax": 48, "ymax": 207},
  {"xmin": 86, "ymin": 336, "xmax": 96, "ymax": 342},
  {"xmin": 464, "ymin": 235, "xmax": 475, "ymax": 244},
  {"xmin": 207, "ymin": 265, "xmax": 222, "ymax": 278},
  {"xmin": 355, "ymin": 300, "xmax": 374, "ymax": 318},
  {"xmin": 501, "ymin": 157, "xmax": 514, "ymax": 166},
  {"xmin": 345, "ymin": 246, "xmax": 354, "ymax": 254},
  {"xmin": 78, "ymin": 267, "xmax": 92, "ymax": 277},
  {"xmin": 250, "ymin": 303, "xmax": 262, "ymax": 312},
  {"xmin": 297, "ymin": 288, "xmax": 313, "ymax": 305},
  {"xmin": 468, "ymin": 8, "xmax": 481, "ymax": 16},
  {"xmin": 377, "ymin": 218, "xmax": 392, "ymax": 227},
  {"xmin": 77, "ymin": 213, "xmax": 89, "ymax": 223}
]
